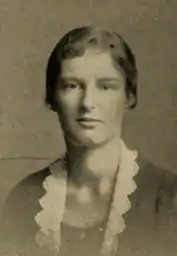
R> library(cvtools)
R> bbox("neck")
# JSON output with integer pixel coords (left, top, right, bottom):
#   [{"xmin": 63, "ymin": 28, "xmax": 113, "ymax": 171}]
[{"xmin": 65, "ymin": 136, "xmax": 122, "ymax": 187}]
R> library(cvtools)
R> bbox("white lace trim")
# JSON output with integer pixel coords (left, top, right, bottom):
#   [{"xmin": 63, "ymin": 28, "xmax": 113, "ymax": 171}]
[
  {"xmin": 100, "ymin": 140, "xmax": 139, "ymax": 255},
  {"xmin": 34, "ymin": 160, "xmax": 67, "ymax": 255},
  {"xmin": 34, "ymin": 140, "xmax": 139, "ymax": 255}
]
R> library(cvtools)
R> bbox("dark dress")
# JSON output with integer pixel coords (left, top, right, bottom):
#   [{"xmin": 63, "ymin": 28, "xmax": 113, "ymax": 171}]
[{"xmin": 1, "ymin": 156, "xmax": 177, "ymax": 256}]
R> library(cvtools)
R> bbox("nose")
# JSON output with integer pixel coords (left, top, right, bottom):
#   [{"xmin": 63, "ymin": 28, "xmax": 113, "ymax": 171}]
[{"xmin": 80, "ymin": 86, "xmax": 96, "ymax": 111}]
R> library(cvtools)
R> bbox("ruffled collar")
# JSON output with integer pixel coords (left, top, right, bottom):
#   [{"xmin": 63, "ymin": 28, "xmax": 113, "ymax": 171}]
[{"xmin": 34, "ymin": 140, "xmax": 139, "ymax": 255}]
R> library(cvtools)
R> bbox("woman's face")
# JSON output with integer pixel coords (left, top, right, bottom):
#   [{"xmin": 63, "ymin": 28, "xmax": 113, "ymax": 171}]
[{"xmin": 55, "ymin": 51, "xmax": 126, "ymax": 147}]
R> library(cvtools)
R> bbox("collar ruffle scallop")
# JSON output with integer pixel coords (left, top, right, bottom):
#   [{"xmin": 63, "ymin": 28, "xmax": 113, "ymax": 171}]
[{"xmin": 34, "ymin": 140, "xmax": 139, "ymax": 256}]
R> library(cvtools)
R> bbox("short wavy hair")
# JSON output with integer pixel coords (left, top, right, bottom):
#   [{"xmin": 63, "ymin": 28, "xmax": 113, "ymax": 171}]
[{"xmin": 45, "ymin": 26, "xmax": 138, "ymax": 111}]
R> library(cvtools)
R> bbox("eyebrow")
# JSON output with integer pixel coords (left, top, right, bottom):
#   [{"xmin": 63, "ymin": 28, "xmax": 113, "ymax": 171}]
[
  {"xmin": 59, "ymin": 76, "xmax": 121, "ymax": 83},
  {"xmin": 59, "ymin": 77, "xmax": 84, "ymax": 83},
  {"xmin": 98, "ymin": 78, "xmax": 121, "ymax": 83}
]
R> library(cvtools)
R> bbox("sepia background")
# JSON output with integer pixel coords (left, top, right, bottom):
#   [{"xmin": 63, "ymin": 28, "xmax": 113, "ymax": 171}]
[{"xmin": 0, "ymin": 0, "xmax": 177, "ymax": 212}]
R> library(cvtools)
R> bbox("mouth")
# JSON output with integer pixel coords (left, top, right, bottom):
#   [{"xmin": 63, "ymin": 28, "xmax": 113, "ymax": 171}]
[
  {"xmin": 77, "ymin": 117, "xmax": 101, "ymax": 122},
  {"xmin": 76, "ymin": 117, "xmax": 102, "ymax": 129}
]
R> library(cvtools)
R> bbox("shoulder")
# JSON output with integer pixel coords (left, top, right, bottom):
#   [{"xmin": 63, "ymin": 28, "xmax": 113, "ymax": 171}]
[
  {"xmin": 135, "ymin": 156, "xmax": 177, "ymax": 239},
  {"xmin": 3, "ymin": 157, "xmax": 66, "ymax": 203},
  {"xmin": 1, "ymin": 157, "xmax": 66, "ymax": 218},
  {"xmin": 0, "ymin": 162, "xmax": 57, "ymax": 240},
  {"xmin": 0, "ymin": 162, "xmax": 62, "ymax": 255},
  {"xmin": 137, "ymin": 155, "xmax": 177, "ymax": 189},
  {"xmin": 4, "ymin": 166, "xmax": 50, "ymax": 207},
  {"xmin": 136, "ymin": 155, "xmax": 177, "ymax": 209},
  {"xmin": 0, "ymin": 158, "xmax": 67, "ymax": 249},
  {"xmin": 1, "ymin": 165, "xmax": 49, "ymax": 219}
]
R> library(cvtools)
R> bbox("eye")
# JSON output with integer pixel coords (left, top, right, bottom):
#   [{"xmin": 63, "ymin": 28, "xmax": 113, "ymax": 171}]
[
  {"xmin": 102, "ymin": 84, "xmax": 112, "ymax": 90},
  {"xmin": 66, "ymin": 82, "xmax": 78, "ymax": 89},
  {"xmin": 99, "ymin": 80, "xmax": 121, "ymax": 91},
  {"xmin": 60, "ymin": 81, "xmax": 79, "ymax": 90},
  {"xmin": 100, "ymin": 83, "xmax": 115, "ymax": 91}
]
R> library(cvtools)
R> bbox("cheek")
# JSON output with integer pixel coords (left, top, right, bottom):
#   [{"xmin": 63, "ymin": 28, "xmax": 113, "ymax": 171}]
[
  {"xmin": 56, "ymin": 93, "xmax": 81, "ymax": 120},
  {"xmin": 104, "ymin": 92, "xmax": 125, "ymax": 121}
]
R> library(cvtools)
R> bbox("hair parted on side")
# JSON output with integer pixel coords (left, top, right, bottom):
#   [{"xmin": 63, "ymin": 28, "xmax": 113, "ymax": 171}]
[{"xmin": 45, "ymin": 26, "xmax": 138, "ymax": 111}]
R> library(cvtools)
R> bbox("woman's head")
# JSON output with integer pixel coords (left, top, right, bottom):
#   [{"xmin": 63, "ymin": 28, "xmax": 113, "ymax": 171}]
[{"xmin": 45, "ymin": 26, "xmax": 138, "ymax": 147}]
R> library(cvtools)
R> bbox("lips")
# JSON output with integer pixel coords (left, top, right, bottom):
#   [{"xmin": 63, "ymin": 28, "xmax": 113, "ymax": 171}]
[
  {"xmin": 77, "ymin": 117, "xmax": 101, "ymax": 122},
  {"xmin": 76, "ymin": 117, "xmax": 102, "ymax": 129}
]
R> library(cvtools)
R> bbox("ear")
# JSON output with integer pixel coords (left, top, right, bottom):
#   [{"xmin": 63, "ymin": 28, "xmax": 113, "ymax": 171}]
[{"xmin": 124, "ymin": 94, "xmax": 136, "ymax": 110}]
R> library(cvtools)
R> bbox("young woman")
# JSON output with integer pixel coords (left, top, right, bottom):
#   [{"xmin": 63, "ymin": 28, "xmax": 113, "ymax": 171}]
[{"xmin": 1, "ymin": 26, "xmax": 177, "ymax": 256}]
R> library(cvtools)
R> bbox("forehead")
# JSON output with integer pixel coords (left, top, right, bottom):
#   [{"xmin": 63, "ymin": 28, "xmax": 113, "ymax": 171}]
[{"xmin": 60, "ymin": 52, "xmax": 123, "ymax": 80}]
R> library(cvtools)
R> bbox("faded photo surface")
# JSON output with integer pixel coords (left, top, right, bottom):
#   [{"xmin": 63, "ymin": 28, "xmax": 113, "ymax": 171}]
[{"xmin": 0, "ymin": 1, "xmax": 177, "ymax": 256}]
